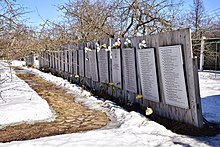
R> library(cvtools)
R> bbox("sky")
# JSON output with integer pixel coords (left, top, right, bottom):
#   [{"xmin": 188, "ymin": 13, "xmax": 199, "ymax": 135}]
[
  {"xmin": 18, "ymin": 0, "xmax": 68, "ymax": 26},
  {"xmin": 17, "ymin": 0, "xmax": 220, "ymax": 27}
]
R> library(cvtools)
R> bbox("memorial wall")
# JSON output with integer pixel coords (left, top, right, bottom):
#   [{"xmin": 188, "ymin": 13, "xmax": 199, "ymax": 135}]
[{"xmin": 39, "ymin": 29, "xmax": 203, "ymax": 127}]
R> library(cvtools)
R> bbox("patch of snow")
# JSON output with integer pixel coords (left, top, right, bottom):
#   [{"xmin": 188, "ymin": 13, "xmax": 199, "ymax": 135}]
[
  {"xmin": 199, "ymin": 71, "xmax": 220, "ymax": 97},
  {"xmin": 10, "ymin": 60, "xmax": 26, "ymax": 67}
]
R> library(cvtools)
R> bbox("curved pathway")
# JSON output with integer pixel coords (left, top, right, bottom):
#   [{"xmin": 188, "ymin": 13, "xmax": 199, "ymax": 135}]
[{"xmin": 0, "ymin": 72, "xmax": 108, "ymax": 142}]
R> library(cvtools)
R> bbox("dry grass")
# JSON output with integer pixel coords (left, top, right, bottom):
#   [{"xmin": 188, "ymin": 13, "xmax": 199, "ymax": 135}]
[{"xmin": 0, "ymin": 73, "xmax": 108, "ymax": 143}]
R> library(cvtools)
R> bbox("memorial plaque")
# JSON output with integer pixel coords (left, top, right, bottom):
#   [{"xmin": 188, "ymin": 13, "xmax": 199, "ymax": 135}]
[
  {"xmin": 98, "ymin": 49, "xmax": 109, "ymax": 83},
  {"xmin": 137, "ymin": 48, "xmax": 159, "ymax": 102},
  {"xmin": 122, "ymin": 48, "xmax": 137, "ymax": 93},
  {"xmin": 50, "ymin": 52, "xmax": 52, "ymax": 68},
  {"xmin": 52, "ymin": 53, "xmax": 54, "ymax": 68},
  {"xmin": 68, "ymin": 50, "xmax": 72, "ymax": 73},
  {"xmin": 63, "ymin": 51, "xmax": 65, "ymax": 71},
  {"xmin": 58, "ymin": 52, "xmax": 61, "ymax": 70},
  {"xmin": 89, "ymin": 50, "xmax": 99, "ymax": 81},
  {"xmin": 78, "ymin": 50, "xmax": 84, "ymax": 76},
  {"xmin": 54, "ymin": 53, "xmax": 57, "ymax": 69},
  {"xmin": 70, "ymin": 50, "xmax": 73, "ymax": 73},
  {"xmin": 85, "ymin": 51, "xmax": 91, "ymax": 78},
  {"xmin": 112, "ymin": 49, "xmax": 122, "ymax": 88},
  {"xmin": 57, "ymin": 52, "xmax": 59, "ymax": 70},
  {"xmin": 73, "ymin": 50, "xmax": 78, "ymax": 74},
  {"xmin": 55, "ymin": 52, "xmax": 58, "ymax": 70},
  {"xmin": 65, "ymin": 50, "xmax": 68, "ymax": 72},
  {"xmin": 59, "ymin": 51, "xmax": 62, "ymax": 71},
  {"xmin": 67, "ymin": 47, "xmax": 70, "ymax": 72},
  {"xmin": 61, "ymin": 52, "xmax": 63, "ymax": 70},
  {"xmin": 47, "ymin": 52, "xmax": 49, "ymax": 66},
  {"xmin": 54, "ymin": 52, "xmax": 56, "ymax": 68},
  {"xmin": 41, "ymin": 53, "xmax": 44, "ymax": 67},
  {"xmin": 159, "ymin": 45, "xmax": 189, "ymax": 109},
  {"xmin": 52, "ymin": 52, "xmax": 55, "ymax": 68},
  {"xmin": 48, "ymin": 52, "xmax": 53, "ymax": 67},
  {"xmin": 48, "ymin": 52, "xmax": 50, "ymax": 67}
]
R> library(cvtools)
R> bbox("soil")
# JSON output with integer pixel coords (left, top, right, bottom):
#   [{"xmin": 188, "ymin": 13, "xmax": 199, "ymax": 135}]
[{"xmin": 0, "ymin": 71, "xmax": 108, "ymax": 143}]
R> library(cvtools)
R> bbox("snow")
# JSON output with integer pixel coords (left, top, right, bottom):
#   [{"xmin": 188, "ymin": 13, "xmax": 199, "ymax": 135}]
[
  {"xmin": 199, "ymin": 71, "xmax": 220, "ymax": 123},
  {"xmin": 0, "ymin": 61, "xmax": 220, "ymax": 147},
  {"xmin": 0, "ymin": 62, "xmax": 54, "ymax": 128},
  {"xmin": 10, "ymin": 60, "xmax": 26, "ymax": 67}
]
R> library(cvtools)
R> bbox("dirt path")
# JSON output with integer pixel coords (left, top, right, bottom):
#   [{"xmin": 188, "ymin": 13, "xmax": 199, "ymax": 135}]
[{"xmin": 0, "ymin": 72, "xmax": 108, "ymax": 143}]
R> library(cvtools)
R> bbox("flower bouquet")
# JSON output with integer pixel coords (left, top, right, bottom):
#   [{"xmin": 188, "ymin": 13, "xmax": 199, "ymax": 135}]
[
  {"xmin": 124, "ymin": 38, "xmax": 132, "ymax": 48},
  {"xmin": 96, "ymin": 42, "xmax": 107, "ymax": 52},
  {"xmin": 139, "ymin": 40, "xmax": 147, "ymax": 49},
  {"xmin": 112, "ymin": 38, "xmax": 121, "ymax": 49}
]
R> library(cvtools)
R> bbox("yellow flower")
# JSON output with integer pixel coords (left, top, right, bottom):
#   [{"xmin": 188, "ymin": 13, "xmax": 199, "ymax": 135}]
[
  {"xmin": 136, "ymin": 95, "xmax": 143, "ymax": 99},
  {"xmin": 145, "ymin": 107, "xmax": 153, "ymax": 115},
  {"xmin": 74, "ymin": 74, "xmax": 79, "ymax": 78},
  {"xmin": 109, "ymin": 82, "xmax": 115, "ymax": 86},
  {"xmin": 101, "ymin": 44, "xmax": 107, "ymax": 48}
]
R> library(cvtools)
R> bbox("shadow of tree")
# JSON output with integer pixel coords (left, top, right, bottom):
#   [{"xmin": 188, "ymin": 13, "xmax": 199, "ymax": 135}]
[{"xmin": 201, "ymin": 95, "xmax": 220, "ymax": 124}]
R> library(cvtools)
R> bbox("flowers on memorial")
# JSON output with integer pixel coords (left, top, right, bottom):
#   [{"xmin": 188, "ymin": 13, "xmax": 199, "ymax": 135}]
[
  {"xmin": 136, "ymin": 94, "xmax": 143, "ymax": 99},
  {"xmin": 112, "ymin": 38, "xmax": 121, "ymax": 49},
  {"xmin": 139, "ymin": 40, "xmax": 147, "ymax": 49},
  {"xmin": 74, "ymin": 74, "xmax": 79, "ymax": 78},
  {"xmin": 108, "ymin": 82, "xmax": 120, "ymax": 87},
  {"xmin": 85, "ymin": 47, "xmax": 92, "ymax": 53},
  {"xmin": 96, "ymin": 42, "xmax": 100, "ymax": 52},
  {"xmin": 109, "ymin": 82, "xmax": 115, "ymax": 86},
  {"xmin": 145, "ymin": 107, "xmax": 153, "ymax": 115},
  {"xmin": 100, "ymin": 44, "xmax": 107, "ymax": 49},
  {"xmin": 124, "ymin": 38, "xmax": 132, "ymax": 48},
  {"xmin": 96, "ymin": 42, "xmax": 107, "ymax": 52}
]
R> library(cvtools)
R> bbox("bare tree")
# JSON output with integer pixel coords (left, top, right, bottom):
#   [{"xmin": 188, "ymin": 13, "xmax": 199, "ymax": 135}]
[
  {"xmin": 59, "ymin": 0, "xmax": 115, "ymax": 42},
  {"xmin": 111, "ymin": 0, "xmax": 183, "ymax": 37},
  {"xmin": 58, "ymin": 0, "xmax": 182, "ymax": 40},
  {"xmin": 0, "ymin": 0, "xmax": 30, "ymax": 59}
]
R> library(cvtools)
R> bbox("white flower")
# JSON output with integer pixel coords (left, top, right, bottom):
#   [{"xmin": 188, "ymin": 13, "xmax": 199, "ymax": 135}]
[
  {"xmin": 85, "ymin": 47, "xmax": 91, "ymax": 53},
  {"xmin": 95, "ymin": 42, "xmax": 99, "ymax": 47},
  {"xmin": 97, "ymin": 47, "xmax": 100, "ymax": 52},
  {"xmin": 127, "ymin": 39, "xmax": 131, "ymax": 44},
  {"xmin": 139, "ymin": 40, "xmax": 147, "ymax": 49}
]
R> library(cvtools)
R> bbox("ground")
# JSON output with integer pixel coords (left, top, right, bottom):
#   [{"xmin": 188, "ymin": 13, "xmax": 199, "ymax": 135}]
[
  {"xmin": 0, "ymin": 70, "xmax": 108, "ymax": 142},
  {"xmin": 0, "ymin": 62, "xmax": 220, "ymax": 146}
]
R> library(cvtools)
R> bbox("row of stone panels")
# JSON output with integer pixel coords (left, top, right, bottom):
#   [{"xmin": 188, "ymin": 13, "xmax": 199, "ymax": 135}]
[
  {"xmin": 41, "ymin": 45, "xmax": 188, "ymax": 109},
  {"xmin": 38, "ymin": 29, "xmax": 203, "ymax": 128}
]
